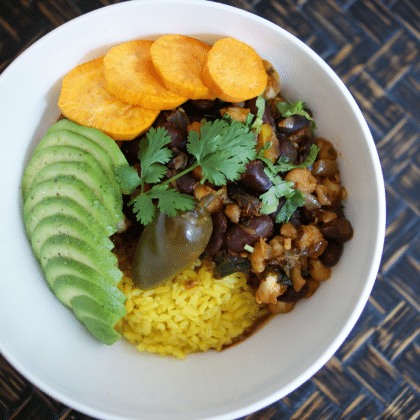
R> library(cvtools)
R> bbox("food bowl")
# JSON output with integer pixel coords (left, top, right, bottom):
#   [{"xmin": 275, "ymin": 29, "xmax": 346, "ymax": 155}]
[{"xmin": 0, "ymin": 1, "xmax": 386, "ymax": 419}]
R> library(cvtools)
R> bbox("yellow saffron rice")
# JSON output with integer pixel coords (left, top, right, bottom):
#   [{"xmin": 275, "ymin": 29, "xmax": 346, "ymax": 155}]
[{"xmin": 115, "ymin": 261, "xmax": 263, "ymax": 359}]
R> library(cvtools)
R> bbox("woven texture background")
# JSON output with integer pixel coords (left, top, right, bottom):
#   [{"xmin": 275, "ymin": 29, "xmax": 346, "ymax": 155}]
[{"xmin": 1, "ymin": 0, "xmax": 420, "ymax": 419}]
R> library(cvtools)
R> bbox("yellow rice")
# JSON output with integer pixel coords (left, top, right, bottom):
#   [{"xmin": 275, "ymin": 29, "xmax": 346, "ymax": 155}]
[{"xmin": 115, "ymin": 261, "xmax": 263, "ymax": 359}]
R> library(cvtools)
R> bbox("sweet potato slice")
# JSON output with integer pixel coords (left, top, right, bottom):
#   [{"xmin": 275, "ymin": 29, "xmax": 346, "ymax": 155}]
[
  {"xmin": 58, "ymin": 57, "xmax": 159, "ymax": 141},
  {"xmin": 104, "ymin": 40, "xmax": 188, "ymax": 110},
  {"xmin": 150, "ymin": 34, "xmax": 213, "ymax": 100},
  {"xmin": 201, "ymin": 37, "xmax": 267, "ymax": 102}
]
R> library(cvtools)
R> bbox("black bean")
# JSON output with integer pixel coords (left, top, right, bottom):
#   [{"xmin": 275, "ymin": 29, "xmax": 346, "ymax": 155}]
[
  {"xmin": 175, "ymin": 174, "xmax": 197, "ymax": 195},
  {"xmin": 288, "ymin": 209, "xmax": 302, "ymax": 227},
  {"xmin": 182, "ymin": 99, "xmax": 226, "ymax": 120},
  {"xmin": 242, "ymin": 215, "xmax": 274, "ymax": 239},
  {"xmin": 155, "ymin": 121, "xmax": 187, "ymax": 150},
  {"xmin": 119, "ymin": 137, "xmax": 141, "ymax": 166},
  {"xmin": 320, "ymin": 218, "xmax": 353, "ymax": 243},
  {"xmin": 278, "ymin": 283, "xmax": 310, "ymax": 302},
  {"xmin": 224, "ymin": 215, "xmax": 273, "ymax": 254},
  {"xmin": 246, "ymin": 96, "xmax": 276, "ymax": 130},
  {"xmin": 224, "ymin": 225, "xmax": 257, "ymax": 254},
  {"xmin": 278, "ymin": 137, "xmax": 297, "ymax": 164},
  {"xmin": 166, "ymin": 108, "xmax": 190, "ymax": 132},
  {"xmin": 320, "ymin": 241, "xmax": 344, "ymax": 267},
  {"xmin": 301, "ymin": 207, "xmax": 322, "ymax": 224},
  {"xmin": 189, "ymin": 99, "xmax": 216, "ymax": 111},
  {"xmin": 298, "ymin": 136, "xmax": 316, "ymax": 164},
  {"xmin": 240, "ymin": 160, "xmax": 273, "ymax": 193},
  {"xmin": 277, "ymin": 114, "xmax": 310, "ymax": 134},
  {"xmin": 205, "ymin": 212, "xmax": 228, "ymax": 255}
]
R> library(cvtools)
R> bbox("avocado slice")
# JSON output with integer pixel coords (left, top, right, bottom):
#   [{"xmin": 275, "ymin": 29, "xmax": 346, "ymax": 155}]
[
  {"xmin": 71, "ymin": 295, "xmax": 122, "ymax": 327},
  {"xmin": 24, "ymin": 196, "xmax": 111, "ymax": 242},
  {"xmin": 44, "ymin": 256, "xmax": 124, "ymax": 291},
  {"xmin": 21, "ymin": 122, "xmax": 130, "ymax": 345},
  {"xmin": 47, "ymin": 119, "xmax": 128, "ymax": 167},
  {"xmin": 24, "ymin": 175, "xmax": 117, "ymax": 236},
  {"xmin": 39, "ymin": 234, "xmax": 121, "ymax": 281},
  {"xmin": 75, "ymin": 315, "xmax": 121, "ymax": 346},
  {"xmin": 33, "ymin": 130, "xmax": 122, "ymax": 196},
  {"xmin": 22, "ymin": 145, "xmax": 115, "ymax": 199},
  {"xmin": 71, "ymin": 295, "xmax": 122, "ymax": 345},
  {"xmin": 53, "ymin": 274, "xmax": 127, "ymax": 317},
  {"xmin": 31, "ymin": 214, "xmax": 113, "ymax": 259},
  {"xmin": 30, "ymin": 161, "xmax": 122, "ymax": 224}
]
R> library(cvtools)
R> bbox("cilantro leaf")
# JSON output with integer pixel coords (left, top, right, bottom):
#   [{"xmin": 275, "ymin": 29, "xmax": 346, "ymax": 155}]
[
  {"xmin": 117, "ymin": 117, "xmax": 258, "ymax": 226},
  {"xmin": 129, "ymin": 185, "xmax": 196, "ymax": 225},
  {"xmin": 260, "ymin": 179, "xmax": 305, "ymax": 223},
  {"xmin": 222, "ymin": 120, "xmax": 258, "ymax": 163},
  {"xmin": 187, "ymin": 119, "xmax": 225, "ymax": 163},
  {"xmin": 259, "ymin": 180, "xmax": 295, "ymax": 215},
  {"xmin": 138, "ymin": 127, "xmax": 172, "ymax": 184},
  {"xmin": 149, "ymin": 185, "xmax": 196, "ymax": 217},
  {"xmin": 142, "ymin": 163, "xmax": 168, "ymax": 185},
  {"xmin": 187, "ymin": 119, "xmax": 257, "ymax": 186},
  {"xmin": 246, "ymin": 95, "xmax": 265, "ymax": 133},
  {"xmin": 277, "ymin": 99, "xmax": 317, "ymax": 132},
  {"xmin": 274, "ymin": 144, "xmax": 320, "ymax": 172},
  {"xmin": 275, "ymin": 189, "xmax": 304, "ymax": 223},
  {"xmin": 114, "ymin": 164, "xmax": 141, "ymax": 194},
  {"xmin": 259, "ymin": 143, "xmax": 310, "ymax": 223},
  {"xmin": 277, "ymin": 100, "xmax": 312, "ymax": 120},
  {"xmin": 129, "ymin": 192, "xmax": 156, "ymax": 226}
]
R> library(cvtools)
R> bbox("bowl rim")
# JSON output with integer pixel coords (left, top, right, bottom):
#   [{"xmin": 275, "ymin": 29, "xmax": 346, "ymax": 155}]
[{"xmin": 0, "ymin": 1, "xmax": 386, "ymax": 419}]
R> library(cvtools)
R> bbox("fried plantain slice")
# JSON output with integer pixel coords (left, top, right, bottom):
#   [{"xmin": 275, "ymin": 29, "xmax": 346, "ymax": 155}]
[
  {"xmin": 104, "ymin": 40, "xmax": 188, "ymax": 110},
  {"xmin": 201, "ymin": 37, "xmax": 267, "ymax": 102},
  {"xmin": 58, "ymin": 57, "xmax": 159, "ymax": 140},
  {"xmin": 150, "ymin": 34, "xmax": 213, "ymax": 100}
]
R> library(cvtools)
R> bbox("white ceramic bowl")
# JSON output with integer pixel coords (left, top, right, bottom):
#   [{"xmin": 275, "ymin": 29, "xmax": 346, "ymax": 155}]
[{"xmin": 0, "ymin": 1, "xmax": 386, "ymax": 419}]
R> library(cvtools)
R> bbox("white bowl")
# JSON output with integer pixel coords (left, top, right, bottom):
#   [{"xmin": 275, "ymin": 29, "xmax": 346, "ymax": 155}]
[{"xmin": 0, "ymin": 1, "xmax": 386, "ymax": 419}]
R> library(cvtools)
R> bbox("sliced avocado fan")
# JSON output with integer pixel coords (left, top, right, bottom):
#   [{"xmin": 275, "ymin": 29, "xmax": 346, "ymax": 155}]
[{"xmin": 22, "ymin": 120, "xmax": 130, "ymax": 345}]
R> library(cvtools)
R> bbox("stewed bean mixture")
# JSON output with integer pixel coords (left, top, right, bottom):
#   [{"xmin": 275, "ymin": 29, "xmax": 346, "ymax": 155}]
[{"xmin": 117, "ymin": 64, "xmax": 353, "ymax": 317}]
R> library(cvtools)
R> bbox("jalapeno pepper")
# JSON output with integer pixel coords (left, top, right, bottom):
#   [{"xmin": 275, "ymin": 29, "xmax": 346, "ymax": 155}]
[{"xmin": 132, "ymin": 198, "xmax": 213, "ymax": 289}]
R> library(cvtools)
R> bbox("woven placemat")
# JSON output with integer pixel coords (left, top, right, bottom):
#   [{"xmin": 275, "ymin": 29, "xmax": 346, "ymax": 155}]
[{"xmin": 1, "ymin": 0, "xmax": 420, "ymax": 419}]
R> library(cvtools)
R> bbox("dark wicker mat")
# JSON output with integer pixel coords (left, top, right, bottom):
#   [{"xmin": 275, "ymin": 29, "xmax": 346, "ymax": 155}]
[{"xmin": 2, "ymin": 0, "xmax": 420, "ymax": 419}]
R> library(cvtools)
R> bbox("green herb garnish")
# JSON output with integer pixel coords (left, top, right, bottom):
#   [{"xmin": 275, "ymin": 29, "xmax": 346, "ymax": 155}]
[
  {"xmin": 250, "ymin": 95, "xmax": 265, "ymax": 133},
  {"xmin": 277, "ymin": 99, "xmax": 317, "ymax": 132},
  {"xmin": 115, "ymin": 118, "xmax": 257, "ymax": 226},
  {"xmin": 259, "ymin": 175, "xmax": 304, "ymax": 223},
  {"xmin": 273, "ymin": 144, "xmax": 320, "ymax": 173},
  {"xmin": 258, "ymin": 144, "xmax": 319, "ymax": 223}
]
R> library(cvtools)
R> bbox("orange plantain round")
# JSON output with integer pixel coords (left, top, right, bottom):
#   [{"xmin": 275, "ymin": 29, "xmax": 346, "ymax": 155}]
[
  {"xmin": 58, "ymin": 57, "xmax": 159, "ymax": 141},
  {"xmin": 150, "ymin": 34, "xmax": 215, "ymax": 100},
  {"xmin": 104, "ymin": 40, "xmax": 188, "ymax": 110},
  {"xmin": 201, "ymin": 37, "xmax": 267, "ymax": 103}
]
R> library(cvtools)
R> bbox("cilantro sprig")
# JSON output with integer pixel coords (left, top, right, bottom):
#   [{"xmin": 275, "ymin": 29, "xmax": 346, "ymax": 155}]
[
  {"xmin": 114, "ymin": 127, "xmax": 172, "ymax": 195},
  {"xmin": 246, "ymin": 95, "xmax": 265, "ymax": 133},
  {"xmin": 271, "ymin": 143, "xmax": 320, "ymax": 173},
  {"xmin": 259, "ymin": 144, "xmax": 320, "ymax": 223},
  {"xmin": 114, "ymin": 118, "xmax": 257, "ymax": 226},
  {"xmin": 115, "ymin": 97, "xmax": 320, "ymax": 226},
  {"xmin": 259, "ymin": 167, "xmax": 305, "ymax": 223},
  {"xmin": 277, "ymin": 99, "xmax": 317, "ymax": 132}
]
